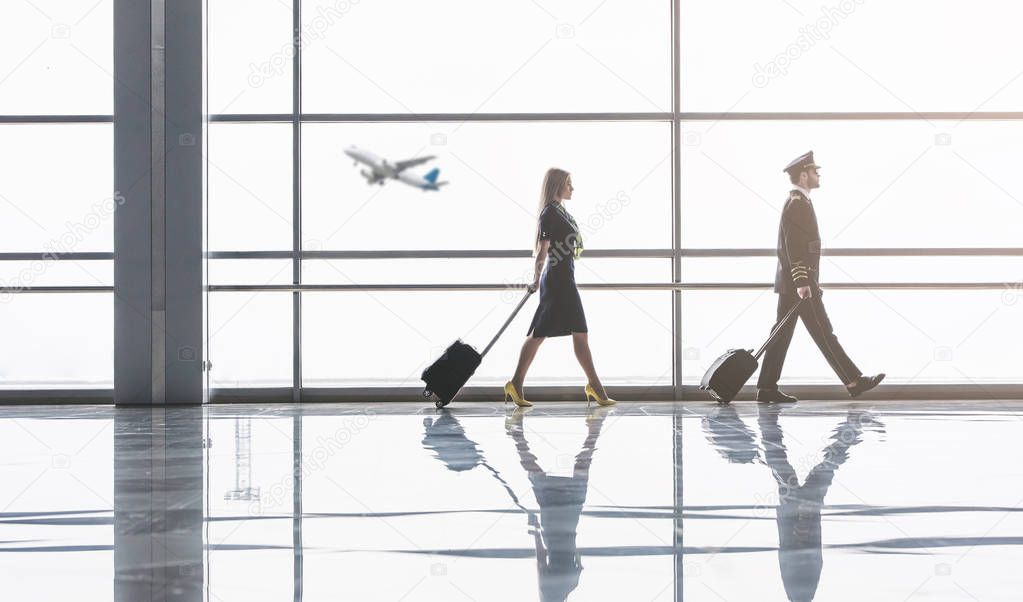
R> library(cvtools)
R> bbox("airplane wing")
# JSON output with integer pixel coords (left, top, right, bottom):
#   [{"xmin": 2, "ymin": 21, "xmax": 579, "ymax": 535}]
[{"xmin": 393, "ymin": 155, "xmax": 435, "ymax": 172}]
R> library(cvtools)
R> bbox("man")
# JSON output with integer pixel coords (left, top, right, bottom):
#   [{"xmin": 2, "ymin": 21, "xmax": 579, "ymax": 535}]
[{"xmin": 755, "ymin": 151, "xmax": 885, "ymax": 403}]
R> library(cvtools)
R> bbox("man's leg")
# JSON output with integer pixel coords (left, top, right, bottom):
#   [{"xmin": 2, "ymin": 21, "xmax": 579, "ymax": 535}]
[
  {"xmin": 757, "ymin": 293, "xmax": 800, "ymax": 390},
  {"xmin": 800, "ymin": 293, "xmax": 861, "ymax": 386}
]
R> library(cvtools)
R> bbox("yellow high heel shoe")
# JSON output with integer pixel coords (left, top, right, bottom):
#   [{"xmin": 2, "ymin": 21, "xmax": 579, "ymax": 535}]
[
  {"xmin": 504, "ymin": 381, "xmax": 533, "ymax": 408},
  {"xmin": 584, "ymin": 383, "xmax": 616, "ymax": 407}
]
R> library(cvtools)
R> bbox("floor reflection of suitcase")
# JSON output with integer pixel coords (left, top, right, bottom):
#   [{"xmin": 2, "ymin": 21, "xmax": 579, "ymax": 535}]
[
  {"xmin": 700, "ymin": 299, "xmax": 803, "ymax": 403},
  {"xmin": 421, "ymin": 290, "xmax": 534, "ymax": 409}
]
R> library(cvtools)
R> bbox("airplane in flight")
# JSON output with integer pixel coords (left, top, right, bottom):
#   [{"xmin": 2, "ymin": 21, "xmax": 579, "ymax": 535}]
[{"xmin": 343, "ymin": 145, "xmax": 449, "ymax": 191}]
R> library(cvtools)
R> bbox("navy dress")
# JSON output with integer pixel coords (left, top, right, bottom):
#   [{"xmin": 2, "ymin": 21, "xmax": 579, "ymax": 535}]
[{"xmin": 526, "ymin": 203, "xmax": 587, "ymax": 337}]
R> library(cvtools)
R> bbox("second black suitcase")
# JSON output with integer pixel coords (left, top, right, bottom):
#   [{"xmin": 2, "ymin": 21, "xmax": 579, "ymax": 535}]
[{"xmin": 700, "ymin": 299, "xmax": 803, "ymax": 403}]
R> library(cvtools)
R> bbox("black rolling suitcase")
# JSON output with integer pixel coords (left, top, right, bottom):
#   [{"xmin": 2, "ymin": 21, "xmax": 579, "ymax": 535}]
[
  {"xmin": 700, "ymin": 299, "xmax": 803, "ymax": 403},
  {"xmin": 421, "ymin": 290, "xmax": 535, "ymax": 409}
]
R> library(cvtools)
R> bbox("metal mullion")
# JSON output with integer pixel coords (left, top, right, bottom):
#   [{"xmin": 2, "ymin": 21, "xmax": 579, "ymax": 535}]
[
  {"xmin": 681, "ymin": 248, "xmax": 1023, "ymax": 257},
  {"xmin": 205, "ymin": 249, "xmax": 675, "ymax": 259},
  {"xmin": 0, "ymin": 286, "xmax": 114, "ymax": 293},
  {"xmin": 202, "ymin": 248, "xmax": 1023, "ymax": 260},
  {"xmin": 207, "ymin": 112, "xmax": 1023, "ymax": 124},
  {"xmin": 671, "ymin": 0, "xmax": 683, "ymax": 404},
  {"xmin": 205, "ymin": 250, "xmax": 293, "ymax": 260},
  {"xmin": 0, "ymin": 252, "xmax": 114, "ymax": 261},
  {"xmin": 680, "ymin": 111, "xmax": 1023, "ymax": 121},
  {"xmin": 0, "ymin": 115, "xmax": 113, "ymax": 123},
  {"xmin": 671, "ymin": 0, "xmax": 684, "ymax": 600},
  {"xmin": 292, "ymin": 0, "xmax": 302, "ymax": 404},
  {"xmin": 208, "ymin": 282, "xmax": 1023, "ymax": 293},
  {"xmin": 210, "ymin": 112, "xmax": 673, "ymax": 123},
  {"xmin": 303, "ymin": 249, "xmax": 675, "ymax": 259},
  {"xmin": 207, "ymin": 114, "xmax": 293, "ymax": 123},
  {"xmin": 207, "ymin": 383, "xmax": 1023, "ymax": 404}
]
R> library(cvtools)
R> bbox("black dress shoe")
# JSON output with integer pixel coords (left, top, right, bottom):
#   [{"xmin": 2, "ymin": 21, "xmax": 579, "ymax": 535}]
[
  {"xmin": 847, "ymin": 373, "xmax": 885, "ymax": 398},
  {"xmin": 756, "ymin": 389, "xmax": 798, "ymax": 404}
]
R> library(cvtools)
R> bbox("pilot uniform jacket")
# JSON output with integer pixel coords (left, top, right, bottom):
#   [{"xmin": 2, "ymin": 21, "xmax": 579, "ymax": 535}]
[
  {"xmin": 774, "ymin": 189, "xmax": 822, "ymax": 294},
  {"xmin": 758, "ymin": 187, "xmax": 862, "ymax": 389}
]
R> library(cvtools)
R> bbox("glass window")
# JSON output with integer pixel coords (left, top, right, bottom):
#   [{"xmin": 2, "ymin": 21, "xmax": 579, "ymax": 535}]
[
  {"xmin": 209, "ymin": 259, "xmax": 292, "ymax": 287},
  {"xmin": 208, "ymin": 123, "xmax": 294, "ymax": 252},
  {"xmin": 302, "ymin": 289, "xmax": 672, "ymax": 387},
  {"xmin": 207, "ymin": 0, "xmax": 294, "ymax": 114},
  {"xmin": 681, "ymin": 120, "xmax": 1023, "ymax": 249},
  {"xmin": 681, "ymin": 0, "xmax": 1023, "ymax": 112},
  {"xmin": 0, "ymin": 124, "xmax": 114, "ymax": 252},
  {"xmin": 682, "ymin": 289, "xmax": 1023, "ymax": 385},
  {"xmin": 301, "ymin": 257, "xmax": 668, "ymax": 286},
  {"xmin": 202, "ymin": 0, "xmax": 1023, "ymax": 395},
  {"xmin": 682, "ymin": 256, "xmax": 1023, "ymax": 284},
  {"xmin": 302, "ymin": 121, "xmax": 671, "ymax": 251},
  {"xmin": 0, "ymin": 293, "xmax": 113, "ymax": 388},
  {"xmin": 0, "ymin": 260, "xmax": 112, "ymax": 289},
  {"xmin": 300, "ymin": 0, "xmax": 670, "ymax": 114},
  {"xmin": 209, "ymin": 292, "xmax": 293, "ymax": 388},
  {"xmin": 0, "ymin": 1, "xmax": 113, "ymax": 115}
]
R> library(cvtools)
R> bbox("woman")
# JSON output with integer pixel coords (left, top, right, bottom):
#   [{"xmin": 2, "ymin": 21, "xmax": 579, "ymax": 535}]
[{"xmin": 504, "ymin": 168, "xmax": 615, "ymax": 408}]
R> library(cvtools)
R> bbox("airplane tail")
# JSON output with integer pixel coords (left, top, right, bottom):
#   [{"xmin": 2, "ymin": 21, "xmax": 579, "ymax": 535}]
[{"xmin": 423, "ymin": 168, "xmax": 441, "ymax": 184}]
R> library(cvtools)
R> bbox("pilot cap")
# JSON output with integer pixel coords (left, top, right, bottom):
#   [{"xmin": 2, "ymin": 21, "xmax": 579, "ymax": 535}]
[{"xmin": 783, "ymin": 150, "xmax": 820, "ymax": 174}]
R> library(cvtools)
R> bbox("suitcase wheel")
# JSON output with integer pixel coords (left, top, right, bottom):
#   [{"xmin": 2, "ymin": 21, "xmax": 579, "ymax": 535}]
[{"xmin": 435, "ymin": 399, "xmax": 449, "ymax": 409}]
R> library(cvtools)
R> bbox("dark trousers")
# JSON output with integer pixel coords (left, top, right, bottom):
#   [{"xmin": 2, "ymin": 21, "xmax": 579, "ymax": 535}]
[{"xmin": 756, "ymin": 290, "xmax": 862, "ymax": 389}]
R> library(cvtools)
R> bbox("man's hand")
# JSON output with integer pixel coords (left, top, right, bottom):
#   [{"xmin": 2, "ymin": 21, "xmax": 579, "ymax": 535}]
[
  {"xmin": 527, "ymin": 281, "xmax": 539, "ymax": 293},
  {"xmin": 797, "ymin": 285, "xmax": 812, "ymax": 299}
]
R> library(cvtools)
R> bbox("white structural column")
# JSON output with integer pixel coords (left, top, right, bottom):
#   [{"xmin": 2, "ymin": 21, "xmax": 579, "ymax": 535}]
[{"xmin": 114, "ymin": 0, "xmax": 203, "ymax": 405}]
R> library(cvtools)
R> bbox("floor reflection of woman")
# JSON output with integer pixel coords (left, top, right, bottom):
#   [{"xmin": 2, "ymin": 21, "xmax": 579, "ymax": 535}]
[
  {"xmin": 505, "ymin": 407, "xmax": 611, "ymax": 602},
  {"xmin": 504, "ymin": 168, "xmax": 615, "ymax": 409}
]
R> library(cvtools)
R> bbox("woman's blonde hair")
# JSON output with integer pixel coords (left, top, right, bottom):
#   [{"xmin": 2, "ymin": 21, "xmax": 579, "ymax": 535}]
[{"xmin": 533, "ymin": 167, "xmax": 570, "ymax": 256}]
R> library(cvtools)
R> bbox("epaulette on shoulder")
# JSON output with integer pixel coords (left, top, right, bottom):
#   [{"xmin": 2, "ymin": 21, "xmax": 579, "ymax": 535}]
[{"xmin": 788, "ymin": 191, "xmax": 810, "ymax": 205}]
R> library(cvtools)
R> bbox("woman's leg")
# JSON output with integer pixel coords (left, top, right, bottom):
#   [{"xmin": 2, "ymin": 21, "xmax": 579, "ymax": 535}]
[
  {"xmin": 512, "ymin": 336, "xmax": 545, "ymax": 391},
  {"xmin": 571, "ymin": 332, "xmax": 607, "ymax": 399}
]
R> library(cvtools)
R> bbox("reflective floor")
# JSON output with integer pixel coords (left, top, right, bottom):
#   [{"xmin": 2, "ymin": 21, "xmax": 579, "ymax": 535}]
[{"xmin": 1, "ymin": 400, "xmax": 1022, "ymax": 601}]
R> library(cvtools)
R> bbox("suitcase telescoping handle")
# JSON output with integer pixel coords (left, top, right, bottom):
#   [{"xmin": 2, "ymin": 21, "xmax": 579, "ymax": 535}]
[
  {"xmin": 480, "ymin": 288, "xmax": 535, "ymax": 359},
  {"xmin": 753, "ymin": 298, "xmax": 804, "ymax": 360}
]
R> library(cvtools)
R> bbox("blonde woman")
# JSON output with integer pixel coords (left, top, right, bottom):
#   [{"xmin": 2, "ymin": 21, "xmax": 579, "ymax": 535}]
[{"xmin": 504, "ymin": 168, "xmax": 615, "ymax": 408}]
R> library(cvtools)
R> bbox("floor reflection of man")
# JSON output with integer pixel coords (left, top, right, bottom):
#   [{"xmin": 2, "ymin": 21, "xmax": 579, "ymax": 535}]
[
  {"xmin": 700, "ymin": 404, "xmax": 882, "ymax": 602},
  {"xmin": 757, "ymin": 405, "xmax": 883, "ymax": 602},
  {"xmin": 505, "ymin": 407, "xmax": 611, "ymax": 602}
]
